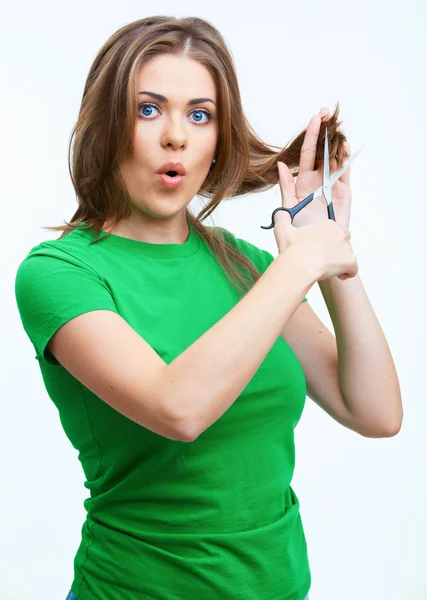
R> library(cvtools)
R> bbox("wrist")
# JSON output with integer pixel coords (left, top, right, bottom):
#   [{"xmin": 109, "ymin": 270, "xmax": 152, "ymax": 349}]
[{"xmin": 276, "ymin": 246, "xmax": 319, "ymax": 293}]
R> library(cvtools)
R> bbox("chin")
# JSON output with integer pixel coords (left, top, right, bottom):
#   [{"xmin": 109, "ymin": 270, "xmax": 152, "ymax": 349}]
[{"xmin": 139, "ymin": 201, "xmax": 187, "ymax": 220}]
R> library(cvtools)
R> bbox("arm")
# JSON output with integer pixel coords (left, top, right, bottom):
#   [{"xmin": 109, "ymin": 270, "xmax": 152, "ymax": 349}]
[
  {"xmin": 165, "ymin": 250, "xmax": 313, "ymax": 440},
  {"xmin": 281, "ymin": 289, "xmax": 402, "ymax": 437},
  {"xmin": 48, "ymin": 249, "xmax": 313, "ymax": 443},
  {"xmin": 317, "ymin": 272, "xmax": 403, "ymax": 436}
]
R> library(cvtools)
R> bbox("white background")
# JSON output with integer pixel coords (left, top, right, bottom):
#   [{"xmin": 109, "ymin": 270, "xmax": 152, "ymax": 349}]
[{"xmin": 2, "ymin": 1, "xmax": 426, "ymax": 599}]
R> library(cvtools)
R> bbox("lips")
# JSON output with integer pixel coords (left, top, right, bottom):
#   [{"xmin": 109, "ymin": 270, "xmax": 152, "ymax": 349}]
[
  {"xmin": 156, "ymin": 173, "xmax": 185, "ymax": 189},
  {"xmin": 156, "ymin": 161, "xmax": 187, "ymax": 176},
  {"xmin": 156, "ymin": 161, "xmax": 186, "ymax": 189}
]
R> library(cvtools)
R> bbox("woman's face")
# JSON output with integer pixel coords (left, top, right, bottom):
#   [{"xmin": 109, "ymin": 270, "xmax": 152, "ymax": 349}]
[{"xmin": 119, "ymin": 54, "xmax": 219, "ymax": 222}]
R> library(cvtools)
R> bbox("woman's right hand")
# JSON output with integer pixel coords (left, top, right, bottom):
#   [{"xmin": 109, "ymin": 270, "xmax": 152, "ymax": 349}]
[{"xmin": 274, "ymin": 216, "xmax": 358, "ymax": 282}]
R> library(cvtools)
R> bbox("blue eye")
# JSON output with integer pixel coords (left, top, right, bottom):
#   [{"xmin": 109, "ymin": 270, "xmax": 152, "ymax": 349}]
[{"xmin": 138, "ymin": 103, "xmax": 214, "ymax": 125}]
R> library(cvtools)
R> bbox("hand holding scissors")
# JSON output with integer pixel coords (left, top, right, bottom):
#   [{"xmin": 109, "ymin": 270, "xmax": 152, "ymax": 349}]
[{"xmin": 261, "ymin": 124, "xmax": 364, "ymax": 230}]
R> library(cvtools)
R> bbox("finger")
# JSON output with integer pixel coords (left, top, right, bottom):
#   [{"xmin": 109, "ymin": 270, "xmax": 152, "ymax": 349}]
[
  {"xmin": 277, "ymin": 161, "xmax": 297, "ymax": 209},
  {"xmin": 319, "ymin": 106, "xmax": 330, "ymax": 120},
  {"xmin": 299, "ymin": 114, "xmax": 321, "ymax": 175},
  {"xmin": 330, "ymin": 157, "xmax": 338, "ymax": 172},
  {"xmin": 339, "ymin": 141, "xmax": 351, "ymax": 185}
]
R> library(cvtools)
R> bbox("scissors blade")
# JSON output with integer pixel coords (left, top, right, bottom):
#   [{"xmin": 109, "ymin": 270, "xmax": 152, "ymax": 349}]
[
  {"xmin": 322, "ymin": 128, "xmax": 332, "ymax": 206},
  {"xmin": 312, "ymin": 144, "xmax": 365, "ymax": 199}
]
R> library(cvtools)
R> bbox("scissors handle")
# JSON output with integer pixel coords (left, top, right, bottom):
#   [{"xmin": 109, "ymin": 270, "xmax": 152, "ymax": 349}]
[
  {"xmin": 261, "ymin": 190, "xmax": 337, "ymax": 229},
  {"xmin": 260, "ymin": 193, "xmax": 315, "ymax": 229},
  {"xmin": 327, "ymin": 201, "xmax": 336, "ymax": 221}
]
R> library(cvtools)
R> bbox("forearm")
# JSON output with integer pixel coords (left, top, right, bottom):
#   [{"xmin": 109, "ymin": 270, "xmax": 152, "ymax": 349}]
[
  {"xmin": 165, "ymin": 249, "xmax": 313, "ymax": 441},
  {"xmin": 319, "ymin": 272, "xmax": 403, "ymax": 435}
]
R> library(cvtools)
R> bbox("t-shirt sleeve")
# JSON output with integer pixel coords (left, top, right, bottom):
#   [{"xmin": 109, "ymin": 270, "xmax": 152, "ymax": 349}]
[
  {"xmin": 217, "ymin": 227, "xmax": 308, "ymax": 303},
  {"xmin": 14, "ymin": 243, "xmax": 119, "ymax": 366}
]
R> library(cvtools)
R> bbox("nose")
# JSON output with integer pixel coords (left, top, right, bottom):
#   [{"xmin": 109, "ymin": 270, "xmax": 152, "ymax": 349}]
[{"xmin": 160, "ymin": 114, "xmax": 188, "ymax": 150}]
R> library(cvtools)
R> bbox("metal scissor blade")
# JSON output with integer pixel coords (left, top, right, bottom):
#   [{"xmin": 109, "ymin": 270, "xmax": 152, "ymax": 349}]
[
  {"xmin": 312, "ymin": 144, "xmax": 365, "ymax": 199},
  {"xmin": 329, "ymin": 144, "xmax": 365, "ymax": 186},
  {"xmin": 322, "ymin": 128, "xmax": 331, "ymax": 206}
]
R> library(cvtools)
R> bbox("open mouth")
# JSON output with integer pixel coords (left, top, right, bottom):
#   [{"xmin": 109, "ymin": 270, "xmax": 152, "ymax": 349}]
[{"xmin": 156, "ymin": 171, "xmax": 185, "ymax": 189}]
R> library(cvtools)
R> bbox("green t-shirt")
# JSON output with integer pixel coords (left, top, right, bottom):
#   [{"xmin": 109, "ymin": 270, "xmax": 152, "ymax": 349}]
[{"xmin": 15, "ymin": 219, "xmax": 311, "ymax": 600}]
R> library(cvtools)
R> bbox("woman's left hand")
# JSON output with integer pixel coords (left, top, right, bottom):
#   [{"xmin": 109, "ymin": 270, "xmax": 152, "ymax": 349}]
[{"xmin": 280, "ymin": 107, "xmax": 352, "ymax": 230}]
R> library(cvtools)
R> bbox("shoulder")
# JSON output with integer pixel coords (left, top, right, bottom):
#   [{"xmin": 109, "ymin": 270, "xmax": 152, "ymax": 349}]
[
  {"xmin": 15, "ymin": 239, "xmax": 100, "ymax": 287},
  {"xmin": 16, "ymin": 224, "xmax": 103, "ymax": 278},
  {"xmin": 14, "ymin": 239, "xmax": 117, "ymax": 366}
]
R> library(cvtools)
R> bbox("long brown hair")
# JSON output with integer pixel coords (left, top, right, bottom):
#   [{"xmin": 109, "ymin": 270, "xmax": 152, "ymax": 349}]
[{"xmin": 43, "ymin": 15, "xmax": 349, "ymax": 297}]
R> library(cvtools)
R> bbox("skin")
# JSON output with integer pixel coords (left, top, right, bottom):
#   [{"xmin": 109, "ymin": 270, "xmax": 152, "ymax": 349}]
[
  {"xmin": 103, "ymin": 54, "xmax": 219, "ymax": 244},
  {"xmin": 277, "ymin": 107, "xmax": 353, "ymax": 230},
  {"xmin": 103, "ymin": 54, "xmax": 336, "ymax": 244}
]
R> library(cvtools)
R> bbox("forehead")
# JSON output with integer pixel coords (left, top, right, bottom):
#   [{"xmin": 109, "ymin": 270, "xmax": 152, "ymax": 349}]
[{"xmin": 136, "ymin": 55, "xmax": 217, "ymax": 101}]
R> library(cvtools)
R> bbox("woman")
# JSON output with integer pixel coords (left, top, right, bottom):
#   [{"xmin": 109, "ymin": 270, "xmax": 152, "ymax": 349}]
[{"xmin": 15, "ymin": 15, "xmax": 402, "ymax": 600}]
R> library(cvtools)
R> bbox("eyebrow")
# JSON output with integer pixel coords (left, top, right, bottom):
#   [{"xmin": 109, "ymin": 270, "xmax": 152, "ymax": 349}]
[{"xmin": 138, "ymin": 91, "xmax": 216, "ymax": 107}]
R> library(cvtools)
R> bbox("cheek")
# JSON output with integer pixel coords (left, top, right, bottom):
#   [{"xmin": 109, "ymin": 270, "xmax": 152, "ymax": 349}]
[
  {"xmin": 195, "ymin": 135, "xmax": 217, "ymax": 164},
  {"xmin": 203, "ymin": 126, "xmax": 218, "ymax": 151},
  {"xmin": 133, "ymin": 126, "xmax": 155, "ymax": 161}
]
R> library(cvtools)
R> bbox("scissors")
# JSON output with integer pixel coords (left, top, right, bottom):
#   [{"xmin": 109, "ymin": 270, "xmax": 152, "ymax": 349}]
[{"xmin": 260, "ymin": 127, "xmax": 364, "ymax": 229}]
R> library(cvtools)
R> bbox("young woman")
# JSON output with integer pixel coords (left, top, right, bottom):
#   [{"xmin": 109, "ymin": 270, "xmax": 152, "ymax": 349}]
[{"xmin": 15, "ymin": 15, "xmax": 402, "ymax": 600}]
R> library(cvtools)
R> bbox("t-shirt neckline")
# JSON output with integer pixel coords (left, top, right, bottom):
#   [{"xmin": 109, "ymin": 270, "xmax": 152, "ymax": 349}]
[{"xmin": 79, "ymin": 218, "xmax": 201, "ymax": 259}]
